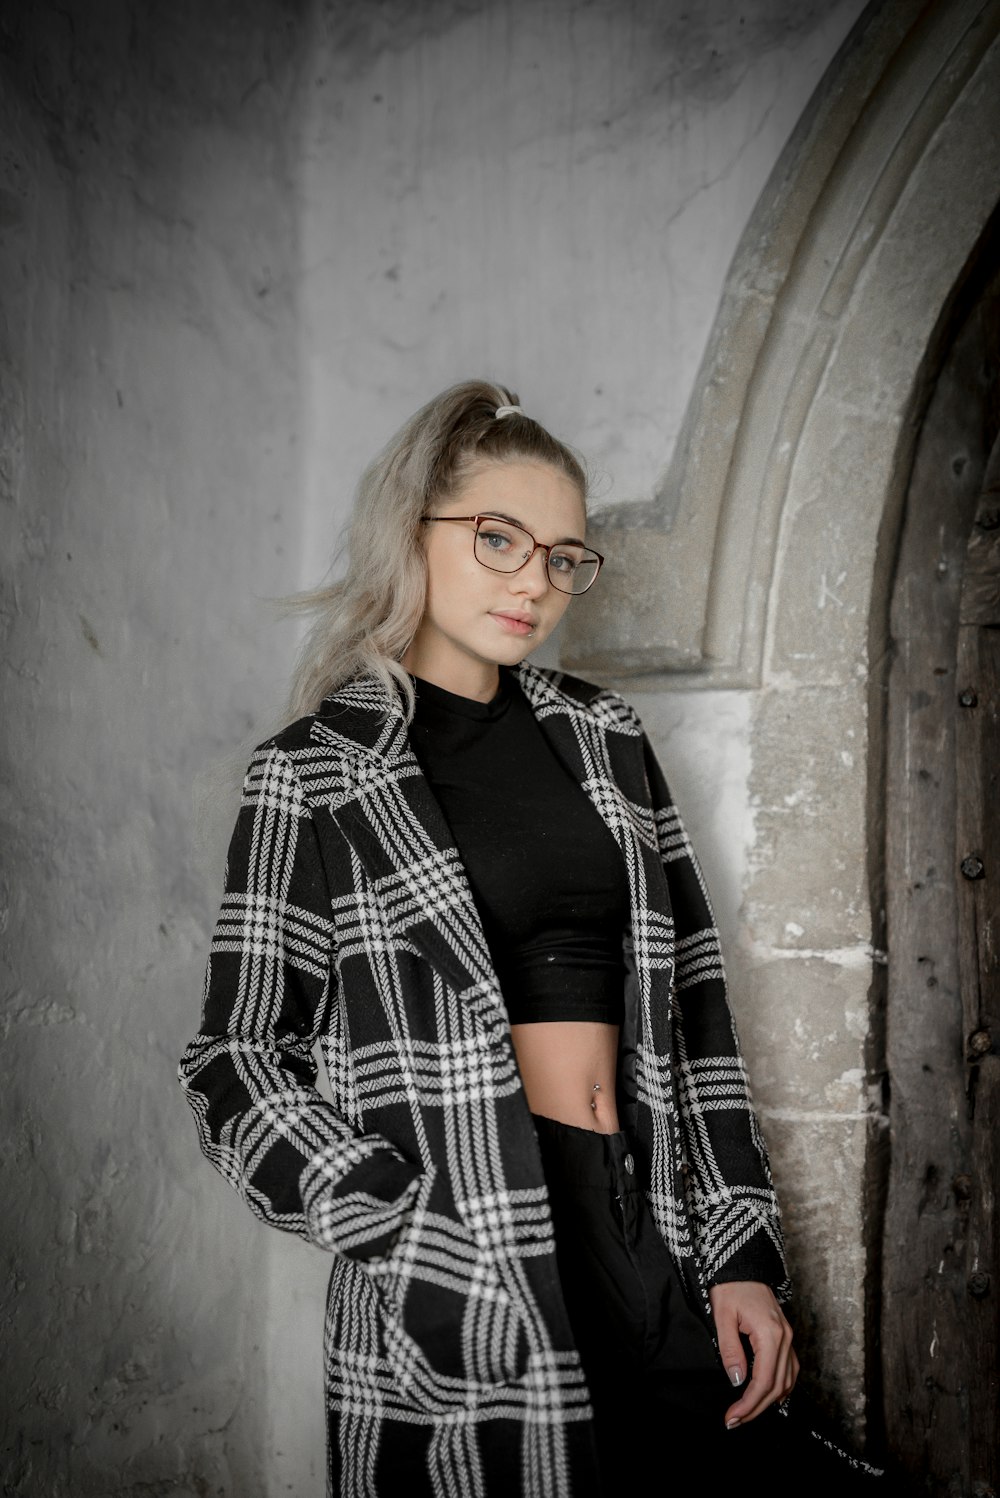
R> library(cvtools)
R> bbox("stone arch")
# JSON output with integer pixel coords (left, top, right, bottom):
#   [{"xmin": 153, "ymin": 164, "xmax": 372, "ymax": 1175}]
[{"xmin": 563, "ymin": 0, "xmax": 1000, "ymax": 689}]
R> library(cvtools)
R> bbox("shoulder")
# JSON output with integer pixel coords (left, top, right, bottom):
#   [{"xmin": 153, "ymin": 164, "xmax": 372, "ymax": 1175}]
[
  {"xmin": 260, "ymin": 677, "xmax": 405, "ymax": 754},
  {"xmin": 244, "ymin": 677, "xmax": 408, "ymax": 796},
  {"xmin": 515, "ymin": 662, "xmax": 644, "ymax": 737}
]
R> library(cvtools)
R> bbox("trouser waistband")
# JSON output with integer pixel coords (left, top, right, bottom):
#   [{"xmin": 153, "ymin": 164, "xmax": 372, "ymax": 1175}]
[{"xmin": 530, "ymin": 1111, "xmax": 638, "ymax": 1189}]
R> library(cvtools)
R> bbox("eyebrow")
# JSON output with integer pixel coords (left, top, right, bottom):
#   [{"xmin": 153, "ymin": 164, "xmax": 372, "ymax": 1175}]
[{"xmin": 481, "ymin": 511, "xmax": 588, "ymax": 548}]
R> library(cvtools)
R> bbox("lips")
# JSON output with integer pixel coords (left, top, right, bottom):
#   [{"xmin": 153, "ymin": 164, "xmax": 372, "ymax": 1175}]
[{"xmin": 491, "ymin": 611, "xmax": 536, "ymax": 636}]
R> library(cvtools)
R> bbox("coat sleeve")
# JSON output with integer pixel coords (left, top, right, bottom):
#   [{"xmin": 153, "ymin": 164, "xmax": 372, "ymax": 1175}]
[
  {"xmin": 178, "ymin": 741, "xmax": 423, "ymax": 1260},
  {"xmin": 640, "ymin": 731, "xmax": 791, "ymax": 1301}
]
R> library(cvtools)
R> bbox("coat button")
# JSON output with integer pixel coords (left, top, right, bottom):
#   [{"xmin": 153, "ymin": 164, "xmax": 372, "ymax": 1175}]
[{"xmin": 624, "ymin": 1153, "xmax": 634, "ymax": 1175}]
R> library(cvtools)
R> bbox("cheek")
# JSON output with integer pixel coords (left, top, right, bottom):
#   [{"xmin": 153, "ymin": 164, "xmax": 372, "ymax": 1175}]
[
  {"xmin": 421, "ymin": 542, "xmax": 481, "ymax": 618},
  {"xmin": 540, "ymin": 590, "xmax": 574, "ymax": 632}
]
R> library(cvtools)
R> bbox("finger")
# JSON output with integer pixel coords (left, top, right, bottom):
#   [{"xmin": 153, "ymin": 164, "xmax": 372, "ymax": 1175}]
[
  {"xmin": 713, "ymin": 1313, "xmax": 748, "ymax": 1390},
  {"xmin": 724, "ymin": 1320, "xmax": 794, "ymax": 1426},
  {"xmin": 782, "ymin": 1345, "xmax": 800, "ymax": 1400},
  {"xmin": 727, "ymin": 1354, "xmax": 778, "ymax": 1420}
]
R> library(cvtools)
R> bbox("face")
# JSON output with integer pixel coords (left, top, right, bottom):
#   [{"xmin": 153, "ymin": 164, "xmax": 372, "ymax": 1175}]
[{"xmin": 403, "ymin": 459, "xmax": 587, "ymax": 700}]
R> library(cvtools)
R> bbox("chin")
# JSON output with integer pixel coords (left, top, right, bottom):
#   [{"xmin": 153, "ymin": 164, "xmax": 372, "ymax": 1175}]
[{"xmin": 504, "ymin": 640, "xmax": 542, "ymax": 666}]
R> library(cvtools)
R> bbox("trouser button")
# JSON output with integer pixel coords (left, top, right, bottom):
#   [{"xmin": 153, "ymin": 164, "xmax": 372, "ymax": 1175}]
[{"xmin": 624, "ymin": 1153, "xmax": 634, "ymax": 1175}]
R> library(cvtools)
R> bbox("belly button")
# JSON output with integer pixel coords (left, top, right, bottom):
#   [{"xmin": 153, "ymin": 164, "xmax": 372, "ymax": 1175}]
[{"xmin": 590, "ymin": 1082, "xmax": 601, "ymax": 1113}]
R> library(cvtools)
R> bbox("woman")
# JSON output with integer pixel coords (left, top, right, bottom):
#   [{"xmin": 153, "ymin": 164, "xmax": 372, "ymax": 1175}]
[{"xmin": 179, "ymin": 381, "xmax": 888, "ymax": 1495}]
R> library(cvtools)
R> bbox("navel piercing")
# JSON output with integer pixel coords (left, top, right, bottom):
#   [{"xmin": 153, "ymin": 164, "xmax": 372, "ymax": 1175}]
[{"xmin": 590, "ymin": 1082, "xmax": 601, "ymax": 1113}]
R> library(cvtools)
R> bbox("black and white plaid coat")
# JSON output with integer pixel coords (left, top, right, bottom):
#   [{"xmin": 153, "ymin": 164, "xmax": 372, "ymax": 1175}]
[{"xmin": 179, "ymin": 661, "xmax": 789, "ymax": 1497}]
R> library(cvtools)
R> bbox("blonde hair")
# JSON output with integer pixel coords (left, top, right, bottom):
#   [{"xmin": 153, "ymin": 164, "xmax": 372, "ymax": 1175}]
[{"xmin": 279, "ymin": 379, "xmax": 588, "ymax": 723}]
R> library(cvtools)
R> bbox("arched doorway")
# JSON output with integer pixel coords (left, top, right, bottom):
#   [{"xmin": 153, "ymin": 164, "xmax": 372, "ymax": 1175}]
[{"xmin": 883, "ymin": 228, "xmax": 999, "ymax": 1495}]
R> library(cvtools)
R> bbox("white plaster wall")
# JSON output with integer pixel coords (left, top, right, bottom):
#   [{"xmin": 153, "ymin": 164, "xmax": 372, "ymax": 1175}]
[
  {"xmin": 1, "ymin": 4, "xmax": 307, "ymax": 1493},
  {"xmin": 296, "ymin": 0, "xmax": 867, "ymax": 573}
]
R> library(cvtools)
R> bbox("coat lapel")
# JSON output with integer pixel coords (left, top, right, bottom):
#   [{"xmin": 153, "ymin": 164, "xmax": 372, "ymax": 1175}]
[
  {"xmin": 310, "ymin": 680, "xmax": 501, "ymax": 1013},
  {"xmin": 515, "ymin": 662, "xmax": 656, "ymax": 919},
  {"xmin": 515, "ymin": 662, "xmax": 676, "ymax": 1024}
]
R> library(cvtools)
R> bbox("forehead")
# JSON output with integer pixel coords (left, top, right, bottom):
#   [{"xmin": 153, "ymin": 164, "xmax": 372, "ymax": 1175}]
[{"xmin": 442, "ymin": 460, "xmax": 586, "ymax": 534}]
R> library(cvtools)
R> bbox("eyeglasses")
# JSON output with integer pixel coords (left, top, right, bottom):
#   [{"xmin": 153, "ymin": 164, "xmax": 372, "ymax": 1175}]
[{"xmin": 421, "ymin": 514, "xmax": 604, "ymax": 596}]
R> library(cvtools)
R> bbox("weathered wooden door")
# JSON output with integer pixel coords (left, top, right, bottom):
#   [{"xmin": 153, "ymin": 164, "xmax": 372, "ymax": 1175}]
[{"xmin": 882, "ymin": 247, "xmax": 999, "ymax": 1495}]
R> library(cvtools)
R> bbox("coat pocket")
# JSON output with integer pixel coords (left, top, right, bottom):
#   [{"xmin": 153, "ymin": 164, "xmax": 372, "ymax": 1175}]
[{"xmin": 372, "ymin": 1165, "xmax": 531, "ymax": 1389}]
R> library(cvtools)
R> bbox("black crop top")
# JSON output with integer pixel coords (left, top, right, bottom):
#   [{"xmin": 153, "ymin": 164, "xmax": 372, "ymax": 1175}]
[{"xmin": 408, "ymin": 670, "xmax": 629, "ymax": 1024}]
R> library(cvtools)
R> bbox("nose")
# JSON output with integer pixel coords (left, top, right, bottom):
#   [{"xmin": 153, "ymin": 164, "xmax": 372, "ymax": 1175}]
[{"xmin": 509, "ymin": 546, "xmax": 551, "ymax": 597}]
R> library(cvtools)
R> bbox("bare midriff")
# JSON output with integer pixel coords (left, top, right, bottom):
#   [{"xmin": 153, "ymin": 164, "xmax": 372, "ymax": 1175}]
[{"xmin": 509, "ymin": 1020, "xmax": 621, "ymax": 1133}]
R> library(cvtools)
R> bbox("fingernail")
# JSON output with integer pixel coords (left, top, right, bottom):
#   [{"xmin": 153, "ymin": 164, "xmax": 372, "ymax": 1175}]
[
  {"xmin": 725, "ymin": 1417, "xmax": 741, "ymax": 1430},
  {"xmin": 728, "ymin": 1365, "xmax": 744, "ymax": 1387}
]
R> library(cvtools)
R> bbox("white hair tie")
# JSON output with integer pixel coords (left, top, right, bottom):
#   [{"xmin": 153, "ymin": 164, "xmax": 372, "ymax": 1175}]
[{"xmin": 495, "ymin": 404, "xmax": 523, "ymax": 419}]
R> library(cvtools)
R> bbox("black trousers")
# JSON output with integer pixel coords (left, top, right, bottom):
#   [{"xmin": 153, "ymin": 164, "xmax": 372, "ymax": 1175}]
[{"xmin": 532, "ymin": 1113, "xmax": 892, "ymax": 1495}]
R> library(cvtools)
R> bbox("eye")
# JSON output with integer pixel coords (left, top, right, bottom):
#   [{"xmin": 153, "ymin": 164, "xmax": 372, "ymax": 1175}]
[
  {"xmin": 479, "ymin": 527, "xmax": 516, "ymax": 552},
  {"xmin": 549, "ymin": 548, "xmax": 581, "ymax": 574}
]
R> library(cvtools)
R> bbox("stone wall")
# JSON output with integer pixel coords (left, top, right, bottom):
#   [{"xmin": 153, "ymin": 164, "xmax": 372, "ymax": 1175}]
[
  {"xmin": 0, "ymin": 4, "xmax": 309, "ymax": 1493},
  {"xmin": 564, "ymin": 0, "xmax": 1000, "ymax": 1440}
]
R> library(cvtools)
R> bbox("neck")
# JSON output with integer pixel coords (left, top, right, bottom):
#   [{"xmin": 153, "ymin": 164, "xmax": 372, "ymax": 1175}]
[
  {"xmin": 402, "ymin": 651, "xmax": 501, "ymax": 704},
  {"xmin": 419, "ymin": 667, "xmax": 501, "ymax": 703}
]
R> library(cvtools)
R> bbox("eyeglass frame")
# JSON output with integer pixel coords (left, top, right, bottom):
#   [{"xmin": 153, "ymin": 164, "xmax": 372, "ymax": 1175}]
[{"xmin": 420, "ymin": 513, "xmax": 605, "ymax": 596}]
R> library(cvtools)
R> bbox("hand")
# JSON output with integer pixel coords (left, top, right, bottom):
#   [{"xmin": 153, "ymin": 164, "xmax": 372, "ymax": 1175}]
[{"xmin": 708, "ymin": 1280, "xmax": 799, "ymax": 1429}]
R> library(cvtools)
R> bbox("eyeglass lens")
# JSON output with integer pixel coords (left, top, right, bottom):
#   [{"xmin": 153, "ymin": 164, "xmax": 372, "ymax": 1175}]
[{"xmin": 473, "ymin": 520, "xmax": 600, "ymax": 595}]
